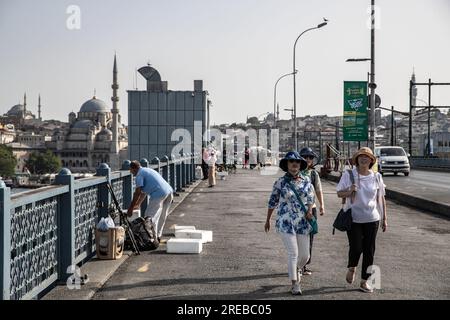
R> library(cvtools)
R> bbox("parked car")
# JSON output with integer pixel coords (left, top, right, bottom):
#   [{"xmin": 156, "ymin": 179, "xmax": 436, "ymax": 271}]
[{"xmin": 374, "ymin": 146, "xmax": 410, "ymax": 176}]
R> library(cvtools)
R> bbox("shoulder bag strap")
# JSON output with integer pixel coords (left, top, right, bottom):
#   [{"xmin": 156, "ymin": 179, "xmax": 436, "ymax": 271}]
[
  {"xmin": 284, "ymin": 177, "xmax": 308, "ymax": 213},
  {"xmin": 342, "ymin": 169, "xmax": 355, "ymax": 206}
]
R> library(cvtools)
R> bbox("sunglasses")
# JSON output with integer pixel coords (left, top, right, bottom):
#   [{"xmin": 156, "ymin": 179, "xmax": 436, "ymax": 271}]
[
  {"xmin": 304, "ymin": 156, "xmax": 315, "ymax": 160},
  {"xmin": 288, "ymin": 159, "xmax": 301, "ymax": 163}
]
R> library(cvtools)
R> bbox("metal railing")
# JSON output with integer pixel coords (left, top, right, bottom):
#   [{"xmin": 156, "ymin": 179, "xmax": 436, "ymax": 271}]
[
  {"xmin": 322, "ymin": 143, "xmax": 352, "ymax": 174},
  {"xmin": 409, "ymin": 157, "xmax": 450, "ymax": 170},
  {"xmin": 0, "ymin": 153, "xmax": 199, "ymax": 300}
]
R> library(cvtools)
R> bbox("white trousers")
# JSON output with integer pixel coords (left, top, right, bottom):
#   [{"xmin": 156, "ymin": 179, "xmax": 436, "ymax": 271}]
[
  {"xmin": 280, "ymin": 232, "xmax": 310, "ymax": 281},
  {"xmin": 144, "ymin": 193, "xmax": 174, "ymax": 238}
]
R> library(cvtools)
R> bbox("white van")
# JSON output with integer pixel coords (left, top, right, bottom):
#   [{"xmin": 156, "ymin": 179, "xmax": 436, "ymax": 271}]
[{"xmin": 374, "ymin": 146, "xmax": 410, "ymax": 176}]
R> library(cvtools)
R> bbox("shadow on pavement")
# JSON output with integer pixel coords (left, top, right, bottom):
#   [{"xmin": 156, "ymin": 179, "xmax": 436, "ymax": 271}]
[
  {"xmin": 132, "ymin": 286, "xmax": 361, "ymax": 300},
  {"xmin": 98, "ymin": 273, "xmax": 287, "ymax": 293}
]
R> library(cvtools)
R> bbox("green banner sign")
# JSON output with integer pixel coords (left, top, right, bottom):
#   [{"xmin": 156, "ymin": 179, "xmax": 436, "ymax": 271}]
[{"xmin": 343, "ymin": 81, "xmax": 368, "ymax": 141}]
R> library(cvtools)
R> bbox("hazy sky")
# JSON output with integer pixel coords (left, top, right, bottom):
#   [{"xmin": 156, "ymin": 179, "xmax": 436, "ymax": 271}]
[{"xmin": 1, "ymin": 0, "xmax": 449, "ymax": 125}]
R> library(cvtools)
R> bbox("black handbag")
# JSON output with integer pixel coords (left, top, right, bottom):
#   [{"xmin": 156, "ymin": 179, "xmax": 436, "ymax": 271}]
[{"xmin": 332, "ymin": 169, "xmax": 355, "ymax": 234}]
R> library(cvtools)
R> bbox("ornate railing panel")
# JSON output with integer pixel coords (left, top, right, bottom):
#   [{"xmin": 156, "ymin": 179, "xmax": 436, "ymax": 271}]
[{"xmin": 73, "ymin": 185, "xmax": 99, "ymax": 262}]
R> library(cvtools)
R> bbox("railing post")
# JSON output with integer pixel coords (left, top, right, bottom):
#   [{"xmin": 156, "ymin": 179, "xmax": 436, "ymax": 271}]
[
  {"xmin": 176, "ymin": 154, "xmax": 184, "ymax": 192},
  {"xmin": 96, "ymin": 163, "xmax": 111, "ymax": 219},
  {"xmin": 140, "ymin": 158, "xmax": 149, "ymax": 168},
  {"xmin": 185, "ymin": 153, "xmax": 192, "ymax": 185},
  {"xmin": 0, "ymin": 179, "xmax": 11, "ymax": 300},
  {"xmin": 121, "ymin": 160, "xmax": 132, "ymax": 209},
  {"xmin": 192, "ymin": 153, "xmax": 196, "ymax": 181},
  {"xmin": 139, "ymin": 158, "xmax": 149, "ymax": 214},
  {"xmin": 181, "ymin": 153, "xmax": 187, "ymax": 188},
  {"xmin": 54, "ymin": 168, "xmax": 75, "ymax": 282},
  {"xmin": 151, "ymin": 157, "xmax": 161, "ymax": 175},
  {"xmin": 191, "ymin": 153, "xmax": 196, "ymax": 182},
  {"xmin": 169, "ymin": 154, "xmax": 178, "ymax": 196},
  {"xmin": 161, "ymin": 155, "xmax": 170, "ymax": 184}
]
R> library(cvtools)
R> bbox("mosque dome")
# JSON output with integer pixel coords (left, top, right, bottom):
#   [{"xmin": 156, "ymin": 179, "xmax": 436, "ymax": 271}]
[
  {"xmin": 99, "ymin": 127, "xmax": 112, "ymax": 135},
  {"xmin": 72, "ymin": 119, "xmax": 94, "ymax": 129},
  {"xmin": 7, "ymin": 104, "xmax": 25, "ymax": 116},
  {"xmin": 79, "ymin": 97, "xmax": 109, "ymax": 113}
]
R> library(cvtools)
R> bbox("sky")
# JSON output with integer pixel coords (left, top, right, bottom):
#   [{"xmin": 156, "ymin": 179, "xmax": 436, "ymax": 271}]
[{"xmin": 1, "ymin": 0, "xmax": 449, "ymax": 125}]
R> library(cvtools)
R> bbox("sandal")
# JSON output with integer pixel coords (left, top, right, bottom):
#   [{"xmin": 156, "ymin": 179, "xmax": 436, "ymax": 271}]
[
  {"xmin": 346, "ymin": 267, "xmax": 356, "ymax": 284},
  {"xmin": 360, "ymin": 280, "xmax": 374, "ymax": 293}
]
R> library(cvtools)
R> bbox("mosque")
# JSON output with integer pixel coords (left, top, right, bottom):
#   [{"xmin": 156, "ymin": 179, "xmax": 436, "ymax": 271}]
[
  {"xmin": 1, "ymin": 55, "xmax": 128, "ymax": 173},
  {"xmin": 47, "ymin": 54, "xmax": 128, "ymax": 172}
]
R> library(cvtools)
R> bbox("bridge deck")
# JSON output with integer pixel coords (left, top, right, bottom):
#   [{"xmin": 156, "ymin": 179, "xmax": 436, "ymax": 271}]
[{"xmin": 93, "ymin": 169, "xmax": 450, "ymax": 300}]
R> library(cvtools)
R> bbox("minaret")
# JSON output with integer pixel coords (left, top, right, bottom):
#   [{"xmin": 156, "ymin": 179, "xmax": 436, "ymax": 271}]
[
  {"xmin": 38, "ymin": 94, "xmax": 42, "ymax": 120},
  {"xmin": 23, "ymin": 92, "xmax": 27, "ymax": 118},
  {"xmin": 111, "ymin": 53, "xmax": 120, "ymax": 156},
  {"xmin": 411, "ymin": 68, "xmax": 417, "ymax": 107}
]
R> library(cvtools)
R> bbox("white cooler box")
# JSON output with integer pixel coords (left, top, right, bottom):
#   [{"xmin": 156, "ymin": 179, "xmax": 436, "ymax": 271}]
[
  {"xmin": 175, "ymin": 229, "xmax": 213, "ymax": 243},
  {"xmin": 166, "ymin": 238, "xmax": 203, "ymax": 254},
  {"xmin": 173, "ymin": 225, "xmax": 196, "ymax": 232}
]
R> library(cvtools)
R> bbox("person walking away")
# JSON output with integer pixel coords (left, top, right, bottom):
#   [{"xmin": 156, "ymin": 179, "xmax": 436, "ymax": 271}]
[
  {"xmin": 244, "ymin": 147, "xmax": 250, "ymax": 169},
  {"xmin": 299, "ymin": 147, "xmax": 325, "ymax": 276},
  {"xmin": 201, "ymin": 147, "xmax": 209, "ymax": 180},
  {"xmin": 208, "ymin": 149, "xmax": 217, "ymax": 188},
  {"xmin": 336, "ymin": 147, "xmax": 387, "ymax": 293},
  {"xmin": 265, "ymin": 151, "xmax": 315, "ymax": 295},
  {"xmin": 127, "ymin": 160, "xmax": 174, "ymax": 242}
]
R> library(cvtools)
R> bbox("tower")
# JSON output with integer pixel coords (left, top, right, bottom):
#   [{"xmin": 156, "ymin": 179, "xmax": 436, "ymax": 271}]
[
  {"xmin": 23, "ymin": 92, "xmax": 27, "ymax": 118},
  {"xmin": 411, "ymin": 68, "xmax": 417, "ymax": 107},
  {"xmin": 110, "ymin": 53, "xmax": 120, "ymax": 168},
  {"xmin": 38, "ymin": 94, "xmax": 42, "ymax": 121}
]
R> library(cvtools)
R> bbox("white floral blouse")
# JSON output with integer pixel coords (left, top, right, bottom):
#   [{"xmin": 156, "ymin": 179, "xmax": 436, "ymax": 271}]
[{"xmin": 268, "ymin": 174, "xmax": 315, "ymax": 235}]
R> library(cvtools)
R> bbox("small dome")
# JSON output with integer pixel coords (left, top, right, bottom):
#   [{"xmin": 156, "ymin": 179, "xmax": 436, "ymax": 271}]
[
  {"xmin": 99, "ymin": 127, "xmax": 112, "ymax": 135},
  {"xmin": 79, "ymin": 97, "xmax": 108, "ymax": 113},
  {"xmin": 72, "ymin": 119, "xmax": 94, "ymax": 129}
]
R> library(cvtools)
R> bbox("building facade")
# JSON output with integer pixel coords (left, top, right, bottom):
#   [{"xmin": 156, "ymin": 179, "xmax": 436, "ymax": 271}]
[
  {"xmin": 128, "ymin": 65, "xmax": 208, "ymax": 161},
  {"xmin": 0, "ymin": 124, "xmax": 16, "ymax": 144}
]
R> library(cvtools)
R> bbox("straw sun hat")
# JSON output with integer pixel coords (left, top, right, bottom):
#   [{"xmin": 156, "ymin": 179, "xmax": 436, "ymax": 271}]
[{"xmin": 352, "ymin": 147, "xmax": 376, "ymax": 168}]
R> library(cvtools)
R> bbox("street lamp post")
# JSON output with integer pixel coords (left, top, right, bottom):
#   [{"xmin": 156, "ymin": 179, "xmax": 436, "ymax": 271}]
[
  {"xmin": 274, "ymin": 71, "xmax": 296, "ymax": 128},
  {"xmin": 284, "ymin": 108, "xmax": 294, "ymax": 120},
  {"xmin": 369, "ymin": 0, "xmax": 377, "ymax": 151},
  {"xmin": 293, "ymin": 20, "xmax": 328, "ymax": 151},
  {"xmin": 346, "ymin": 0, "xmax": 377, "ymax": 150},
  {"xmin": 207, "ymin": 99, "xmax": 212, "ymax": 142},
  {"xmin": 391, "ymin": 106, "xmax": 394, "ymax": 146}
]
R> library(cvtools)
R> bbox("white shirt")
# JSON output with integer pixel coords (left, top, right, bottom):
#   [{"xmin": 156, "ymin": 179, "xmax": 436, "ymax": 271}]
[
  {"xmin": 207, "ymin": 153, "xmax": 217, "ymax": 167},
  {"xmin": 336, "ymin": 168, "xmax": 385, "ymax": 223}
]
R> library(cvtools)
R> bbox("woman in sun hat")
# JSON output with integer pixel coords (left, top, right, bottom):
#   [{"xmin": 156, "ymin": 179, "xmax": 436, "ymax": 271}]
[
  {"xmin": 265, "ymin": 151, "xmax": 315, "ymax": 295},
  {"xmin": 336, "ymin": 147, "xmax": 387, "ymax": 293}
]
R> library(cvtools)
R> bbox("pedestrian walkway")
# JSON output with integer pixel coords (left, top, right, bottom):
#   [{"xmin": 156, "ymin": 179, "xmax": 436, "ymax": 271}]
[{"xmin": 93, "ymin": 169, "xmax": 450, "ymax": 300}]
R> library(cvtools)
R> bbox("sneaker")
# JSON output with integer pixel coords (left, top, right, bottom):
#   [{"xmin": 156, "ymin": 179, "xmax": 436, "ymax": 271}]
[
  {"xmin": 303, "ymin": 266, "xmax": 312, "ymax": 276},
  {"xmin": 291, "ymin": 282, "xmax": 302, "ymax": 295},
  {"xmin": 346, "ymin": 267, "xmax": 356, "ymax": 284},
  {"xmin": 360, "ymin": 281, "xmax": 374, "ymax": 293}
]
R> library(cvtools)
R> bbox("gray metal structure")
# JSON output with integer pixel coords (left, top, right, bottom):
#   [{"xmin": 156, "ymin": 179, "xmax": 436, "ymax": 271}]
[{"xmin": 128, "ymin": 66, "xmax": 208, "ymax": 161}]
